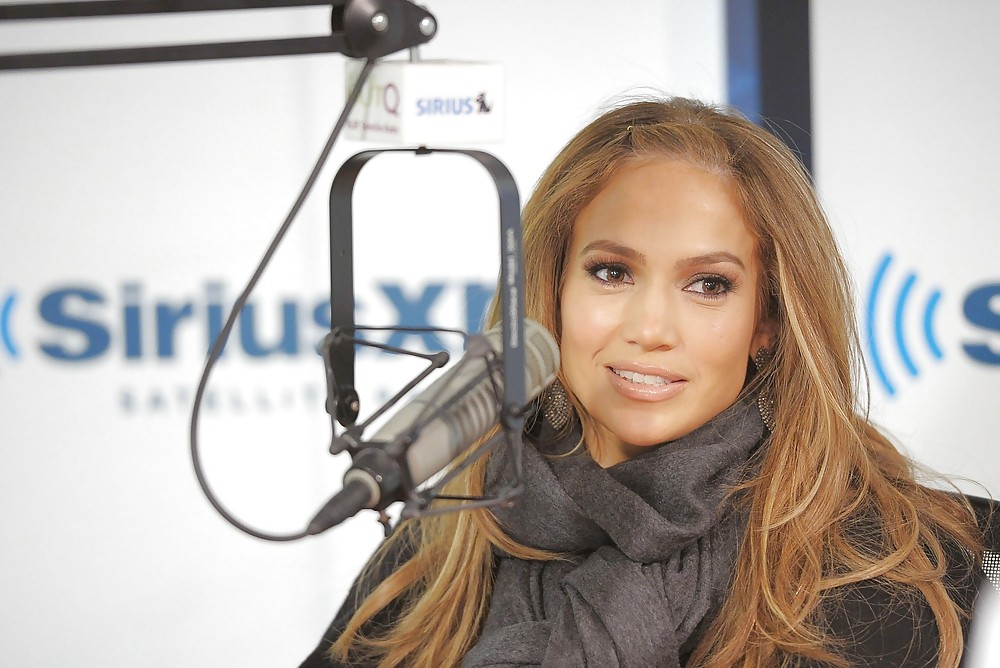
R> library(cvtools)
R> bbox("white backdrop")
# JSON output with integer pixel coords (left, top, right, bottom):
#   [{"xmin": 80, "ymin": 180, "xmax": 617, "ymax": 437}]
[
  {"xmin": 2, "ymin": 2, "xmax": 998, "ymax": 666},
  {"xmin": 0, "ymin": 2, "xmax": 725, "ymax": 666},
  {"xmin": 811, "ymin": 1, "xmax": 1000, "ymax": 498}
]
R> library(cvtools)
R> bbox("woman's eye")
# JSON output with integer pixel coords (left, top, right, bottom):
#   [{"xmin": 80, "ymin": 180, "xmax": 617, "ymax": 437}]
[
  {"xmin": 591, "ymin": 264, "xmax": 630, "ymax": 284},
  {"xmin": 687, "ymin": 276, "xmax": 732, "ymax": 297}
]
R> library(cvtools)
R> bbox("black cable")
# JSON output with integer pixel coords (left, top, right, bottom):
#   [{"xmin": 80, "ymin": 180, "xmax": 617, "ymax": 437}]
[{"xmin": 189, "ymin": 57, "xmax": 375, "ymax": 541}]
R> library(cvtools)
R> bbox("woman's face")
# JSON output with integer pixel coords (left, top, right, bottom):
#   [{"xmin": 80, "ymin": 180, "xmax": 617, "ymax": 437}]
[{"xmin": 559, "ymin": 157, "xmax": 772, "ymax": 467}]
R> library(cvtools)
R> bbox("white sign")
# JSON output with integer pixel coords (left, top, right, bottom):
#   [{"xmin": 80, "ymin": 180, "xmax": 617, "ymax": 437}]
[{"xmin": 344, "ymin": 59, "xmax": 505, "ymax": 145}]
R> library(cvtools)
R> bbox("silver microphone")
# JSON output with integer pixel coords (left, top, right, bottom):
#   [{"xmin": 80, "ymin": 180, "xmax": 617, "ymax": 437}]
[{"xmin": 307, "ymin": 319, "xmax": 559, "ymax": 534}]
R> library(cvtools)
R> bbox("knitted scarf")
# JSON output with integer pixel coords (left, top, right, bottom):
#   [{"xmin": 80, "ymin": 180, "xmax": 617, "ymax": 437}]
[{"xmin": 463, "ymin": 396, "xmax": 765, "ymax": 668}]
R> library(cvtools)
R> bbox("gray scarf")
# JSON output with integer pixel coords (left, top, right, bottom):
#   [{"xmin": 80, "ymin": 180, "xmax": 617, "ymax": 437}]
[{"xmin": 463, "ymin": 397, "xmax": 765, "ymax": 668}]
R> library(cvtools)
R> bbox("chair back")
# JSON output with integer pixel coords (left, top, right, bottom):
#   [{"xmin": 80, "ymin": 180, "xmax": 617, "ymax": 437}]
[{"xmin": 967, "ymin": 495, "xmax": 999, "ymax": 589}]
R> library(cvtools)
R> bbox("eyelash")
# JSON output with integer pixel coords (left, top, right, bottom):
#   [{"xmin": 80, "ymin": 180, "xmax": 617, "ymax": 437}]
[{"xmin": 582, "ymin": 259, "xmax": 736, "ymax": 300}]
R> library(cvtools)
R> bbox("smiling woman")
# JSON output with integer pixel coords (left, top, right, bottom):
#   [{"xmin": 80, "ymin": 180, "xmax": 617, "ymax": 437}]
[
  {"xmin": 300, "ymin": 98, "xmax": 991, "ymax": 668},
  {"xmin": 561, "ymin": 158, "xmax": 772, "ymax": 467}
]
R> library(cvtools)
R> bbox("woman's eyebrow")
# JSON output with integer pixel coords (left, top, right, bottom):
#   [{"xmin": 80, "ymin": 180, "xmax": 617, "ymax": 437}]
[
  {"xmin": 579, "ymin": 240, "xmax": 646, "ymax": 264},
  {"xmin": 674, "ymin": 251, "xmax": 746, "ymax": 271},
  {"xmin": 579, "ymin": 244, "xmax": 746, "ymax": 272}
]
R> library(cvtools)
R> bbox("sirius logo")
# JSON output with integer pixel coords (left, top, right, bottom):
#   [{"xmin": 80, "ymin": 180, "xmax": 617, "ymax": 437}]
[
  {"xmin": 864, "ymin": 253, "xmax": 944, "ymax": 396},
  {"xmin": 864, "ymin": 251, "xmax": 1000, "ymax": 396},
  {"xmin": 415, "ymin": 91, "xmax": 493, "ymax": 116},
  {"xmin": 1, "ymin": 289, "xmax": 19, "ymax": 364},
  {"xmin": 0, "ymin": 280, "xmax": 494, "ymax": 367}
]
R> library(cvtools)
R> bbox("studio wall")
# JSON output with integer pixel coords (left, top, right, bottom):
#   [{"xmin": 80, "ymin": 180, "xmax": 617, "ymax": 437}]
[
  {"xmin": 0, "ymin": 2, "xmax": 724, "ymax": 665},
  {"xmin": 811, "ymin": 1, "xmax": 1000, "ymax": 498}
]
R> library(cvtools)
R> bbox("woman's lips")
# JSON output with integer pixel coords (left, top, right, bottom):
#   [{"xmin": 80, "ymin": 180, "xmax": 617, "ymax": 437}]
[{"xmin": 606, "ymin": 365, "xmax": 687, "ymax": 401}]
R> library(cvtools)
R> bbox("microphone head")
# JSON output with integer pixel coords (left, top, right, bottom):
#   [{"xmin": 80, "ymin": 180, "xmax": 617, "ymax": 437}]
[
  {"xmin": 399, "ymin": 319, "xmax": 559, "ymax": 485},
  {"xmin": 512, "ymin": 319, "xmax": 560, "ymax": 402}
]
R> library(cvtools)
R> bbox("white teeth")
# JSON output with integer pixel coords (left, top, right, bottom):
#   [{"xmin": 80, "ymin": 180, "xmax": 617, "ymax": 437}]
[{"xmin": 613, "ymin": 368, "xmax": 668, "ymax": 385}]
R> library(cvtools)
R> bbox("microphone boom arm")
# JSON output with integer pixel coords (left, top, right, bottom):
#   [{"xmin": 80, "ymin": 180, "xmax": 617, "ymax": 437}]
[{"xmin": 0, "ymin": 0, "xmax": 437, "ymax": 69}]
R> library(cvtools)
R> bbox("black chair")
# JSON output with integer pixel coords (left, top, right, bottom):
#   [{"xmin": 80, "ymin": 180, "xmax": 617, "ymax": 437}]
[{"xmin": 967, "ymin": 494, "xmax": 1000, "ymax": 589}]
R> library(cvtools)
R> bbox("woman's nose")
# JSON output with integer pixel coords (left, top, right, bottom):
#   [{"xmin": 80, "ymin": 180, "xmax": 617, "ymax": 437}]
[{"xmin": 621, "ymin": 285, "xmax": 678, "ymax": 351}]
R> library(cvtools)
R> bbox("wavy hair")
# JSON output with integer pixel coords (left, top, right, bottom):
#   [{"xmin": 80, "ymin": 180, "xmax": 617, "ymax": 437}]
[{"xmin": 329, "ymin": 97, "xmax": 982, "ymax": 667}]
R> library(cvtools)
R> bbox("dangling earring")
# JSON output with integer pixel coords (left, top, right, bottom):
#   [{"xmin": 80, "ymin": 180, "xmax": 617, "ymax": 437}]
[
  {"xmin": 753, "ymin": 347, "xmax": 776, "ymax": 433},
  {"xmin": 542, "ymin": 379, "xmax": 573, "ymax": 431}
]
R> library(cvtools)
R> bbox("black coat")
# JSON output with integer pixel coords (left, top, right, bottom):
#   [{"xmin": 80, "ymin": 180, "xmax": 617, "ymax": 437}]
[{"xmin": 299, "ymin": 526, "xmax": 994, "ymax": 668}]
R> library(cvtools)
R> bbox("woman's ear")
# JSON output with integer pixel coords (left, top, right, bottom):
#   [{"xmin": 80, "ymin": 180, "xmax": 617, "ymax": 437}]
[{"xmin": 750, "ymin": 317, "xmax": 778, "ymax": 356}]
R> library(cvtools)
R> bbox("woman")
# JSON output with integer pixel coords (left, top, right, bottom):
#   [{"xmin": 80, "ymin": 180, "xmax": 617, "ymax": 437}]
[{"xmin": 301, "ymin": 97, "xmax": 985, "ymax": 667}]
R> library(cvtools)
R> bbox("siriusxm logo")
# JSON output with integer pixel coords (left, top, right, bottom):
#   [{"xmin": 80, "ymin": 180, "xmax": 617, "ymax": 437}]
[
  {"xmin": 1, "ymin": 290, "xmax": 17, "ymax": 361},
  {"xmin": 0, "ymin": 280, "xmax": 494, "ymax": 366},
  {"xmin": 416, "ymin": 92, "xmax": 493, "ymax": 116},
  {"xmin": 864, "ymin": 252, "xmax": 1000, "ymax": 396}
]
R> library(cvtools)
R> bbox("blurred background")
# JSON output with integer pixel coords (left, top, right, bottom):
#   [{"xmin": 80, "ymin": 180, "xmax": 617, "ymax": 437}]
[{"xmin": 1, "ymin": 1, "xmax": 997, "ymax": 665}]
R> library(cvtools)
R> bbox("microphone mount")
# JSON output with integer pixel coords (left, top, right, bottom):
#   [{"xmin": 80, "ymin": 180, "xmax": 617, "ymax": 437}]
[
  {"xmin": 325, "ymin": 147, "xmax": 527, "ymax": 431},
  {"xmin": 0, "ymin": 0, "xmax": 436, "ymax": 69},
  {"xmin": 315, "ymin": 147, "xmax": 530, "ymax": 532}
]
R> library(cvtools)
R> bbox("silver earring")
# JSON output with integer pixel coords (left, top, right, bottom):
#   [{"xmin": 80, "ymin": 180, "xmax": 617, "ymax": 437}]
[
  {"xmin": 754, "ymin": 347, "xmax": 776, "ymax": 433},
  {"xmin": 542, "ymin": 379, "xmax": 572, "ymax": 431}
]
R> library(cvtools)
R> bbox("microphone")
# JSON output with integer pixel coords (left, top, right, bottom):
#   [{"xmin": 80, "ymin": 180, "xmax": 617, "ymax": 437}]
[{"xmin": 307, "ymin": 319, "xmax": 559, "ymax": 535}]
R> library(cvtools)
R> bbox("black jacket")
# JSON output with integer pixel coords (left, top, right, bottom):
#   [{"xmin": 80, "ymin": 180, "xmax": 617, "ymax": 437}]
[{"xmin": 300, "ymin": 500, "xmax": 997, "ymax": 667}]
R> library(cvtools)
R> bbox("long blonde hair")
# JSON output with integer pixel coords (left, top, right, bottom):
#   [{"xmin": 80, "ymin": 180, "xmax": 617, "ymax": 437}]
[{"xmin": 330, "ymin": 98, "xmax": 982, "ymax": 667}]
